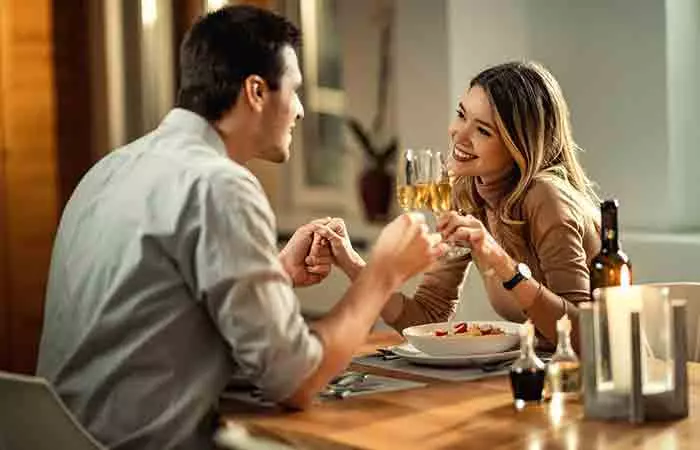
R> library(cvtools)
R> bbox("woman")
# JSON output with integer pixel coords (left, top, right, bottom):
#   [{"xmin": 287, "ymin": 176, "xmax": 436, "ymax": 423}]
[{"xmin": 381, "ymin": 61, "xmax": 600, "ymax": 348}]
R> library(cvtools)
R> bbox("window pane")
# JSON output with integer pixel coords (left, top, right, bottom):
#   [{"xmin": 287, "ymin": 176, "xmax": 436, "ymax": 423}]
[
  {"xmin": 303, "ymin": 112, "xmax": 344, "ymax": 187},
  {"xmin": 316, "ymin": 0, "xmax": 342, "ymax": 89}
]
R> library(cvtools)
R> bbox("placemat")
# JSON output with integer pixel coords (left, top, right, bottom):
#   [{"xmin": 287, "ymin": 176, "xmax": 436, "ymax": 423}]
[
  {"xmin": 220, "ymin": 372, "xmax": 427, "ymax": 410},
  {"xmin": 351, "ymin": 353, "xmax": 511, "ymax": 382}
]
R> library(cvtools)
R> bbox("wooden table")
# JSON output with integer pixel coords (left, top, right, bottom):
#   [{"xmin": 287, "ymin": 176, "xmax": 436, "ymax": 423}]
[{"xmin": 221, "ymin": 332, "xmax": 699, "ymax": 449}]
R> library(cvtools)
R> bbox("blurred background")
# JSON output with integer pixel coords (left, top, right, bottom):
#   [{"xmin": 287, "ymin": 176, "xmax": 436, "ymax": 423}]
[{"xmin": 1, "ymin": 0, "xmax": 698, "ymax": 374}]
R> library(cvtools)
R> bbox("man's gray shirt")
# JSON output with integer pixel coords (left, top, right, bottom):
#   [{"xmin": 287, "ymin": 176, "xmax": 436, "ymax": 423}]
[{"xmin": 36, "ymin": 109, "xmax": 322, "ymax": 450}]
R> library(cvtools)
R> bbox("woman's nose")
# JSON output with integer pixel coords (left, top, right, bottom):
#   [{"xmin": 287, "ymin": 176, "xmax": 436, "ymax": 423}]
[{"xmin": 450, "ymin": 122, "xmax": 469, "ymax": 143}]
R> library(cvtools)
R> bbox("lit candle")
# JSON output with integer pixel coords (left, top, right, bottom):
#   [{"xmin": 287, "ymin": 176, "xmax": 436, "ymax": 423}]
[{"xmin": 605, "ymin": 266, "xmax": 641, "ymax": 392}]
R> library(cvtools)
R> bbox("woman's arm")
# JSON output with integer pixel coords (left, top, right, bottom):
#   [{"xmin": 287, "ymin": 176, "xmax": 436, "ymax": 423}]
[
  {"xmin": 489, "ymin": 182, "xmax": 592, "ymax": 350},
  {"xmin": 438, "ymin": 181, "xmax": 593, "ymax": 351},
  {"xmin": 381, "ymin": 255, "xmax": 472, "ymax": 332}
]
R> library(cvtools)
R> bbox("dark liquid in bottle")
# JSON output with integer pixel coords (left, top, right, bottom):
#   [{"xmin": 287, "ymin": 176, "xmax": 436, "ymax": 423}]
[{"xmin": 510, "ymin": 368, "xmax": 546, "ymax": 402}]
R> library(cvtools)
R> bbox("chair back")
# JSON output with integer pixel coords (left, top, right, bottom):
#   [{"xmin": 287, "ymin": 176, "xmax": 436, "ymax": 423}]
[
  {"xmin": 0, "ymin": 371, "xmax": 105, "ymax": 450},
  {"xmin": 648, "ymin": 282, "xmax": 700, "ymax": 362}
]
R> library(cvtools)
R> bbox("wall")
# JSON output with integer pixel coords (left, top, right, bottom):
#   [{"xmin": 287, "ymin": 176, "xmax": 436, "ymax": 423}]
[
  {"xmin": 667, "ymin": 0, "xmax": 700, "ymax": 229},
  {"xmin": 395, "ymin": 0, "xmax": 450, "ymax": 154}
]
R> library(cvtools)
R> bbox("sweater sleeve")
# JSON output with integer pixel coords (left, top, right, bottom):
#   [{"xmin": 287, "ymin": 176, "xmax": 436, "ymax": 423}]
[
  {"xmin": 524, "ymin": 180, "xmax": 591, "ymax": 305},
  {"xmin": 386, "ymin": 254, "xmax": 472, "ymax": 333}
]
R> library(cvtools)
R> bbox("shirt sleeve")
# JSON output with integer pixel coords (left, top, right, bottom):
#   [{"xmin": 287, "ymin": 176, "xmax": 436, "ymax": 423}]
[
  {"xmin": 524, "ymin": 179, "xmax": 591, "ymax": 304},
  {"xmin": 190, "ymin": 167, "xmax": 322, "ymax": 402},
  {"xmin": 386, "ymin": 254, "xmax": 472, "ymax": 332}
]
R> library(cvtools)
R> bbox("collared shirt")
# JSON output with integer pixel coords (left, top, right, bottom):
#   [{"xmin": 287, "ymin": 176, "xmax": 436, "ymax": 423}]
[{"xmin": 36, "ymin": 109, "xmax": 323, "ymax": 450}]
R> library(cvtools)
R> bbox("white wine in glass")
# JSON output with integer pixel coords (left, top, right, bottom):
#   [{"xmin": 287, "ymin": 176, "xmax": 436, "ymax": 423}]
[
  {"xmin": 396, "ymin": 185, "xmax": 415, "ymax": 211},
  {"xmin": 396, "ymin": 149, "xmax": 417, "ymax": 212},
  {"xmin": 430, "ymin": 150, "xmax": 470, "ymax": 259},
  {"xmin": 429, "ymin": 180, "xmax": 452, "ymax": 213}
]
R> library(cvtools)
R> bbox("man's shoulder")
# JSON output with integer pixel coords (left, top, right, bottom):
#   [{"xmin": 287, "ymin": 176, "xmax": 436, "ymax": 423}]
[{"xmin": 199, "ymin": 158, "xmax": 266, "ymax": 201}]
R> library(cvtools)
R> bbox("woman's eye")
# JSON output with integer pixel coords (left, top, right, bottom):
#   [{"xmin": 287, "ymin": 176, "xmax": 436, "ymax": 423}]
[
  {"xmin": 456, "ymin": 110, "xmax": 465, "ymax": 119},
  {"xmin": 477, "ymin": 127, "xmax": 491, "ymax": 137}
]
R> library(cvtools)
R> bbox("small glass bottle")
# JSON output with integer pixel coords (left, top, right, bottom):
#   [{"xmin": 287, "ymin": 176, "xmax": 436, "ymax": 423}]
[
  {"xmin": 510, "ymin": 320, "xmax": 546, "ymax": 410},
  {"xmin": 546, "ymin": 314, "xmax": 581, "ymax": 401}
]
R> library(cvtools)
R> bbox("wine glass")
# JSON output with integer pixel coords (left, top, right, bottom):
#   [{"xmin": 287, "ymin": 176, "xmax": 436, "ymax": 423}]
[
  {"xmin": 412, "ymin": 148, "xmax": 434, "ymax": 212},
  {"xmin": 395, "ymin": 148, "xmax": 417, "ymax": 212},
  {"xmin": 429, "ymin": 149, "xmax": 471, "ymax": 259}
]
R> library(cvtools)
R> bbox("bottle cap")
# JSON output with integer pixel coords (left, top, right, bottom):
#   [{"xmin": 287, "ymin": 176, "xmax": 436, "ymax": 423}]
[
  {"xmin": 557, "ymin": 314, "xmax": 571, "ymax": 333},
  {"xmin": 520, "ymin": 319, "xmax": 535, "ymax": 338}
]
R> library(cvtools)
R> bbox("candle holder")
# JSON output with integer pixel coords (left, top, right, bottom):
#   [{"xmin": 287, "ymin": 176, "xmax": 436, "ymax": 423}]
[{"xmin": 579, "ymin": 285, "xmax": 688, "ymax": 423}]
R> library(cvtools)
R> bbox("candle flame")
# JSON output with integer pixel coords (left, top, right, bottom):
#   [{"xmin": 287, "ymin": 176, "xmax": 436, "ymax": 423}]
[{"xmin": 620, "ymin": 265, "xmax": 631, "ymax": 287}]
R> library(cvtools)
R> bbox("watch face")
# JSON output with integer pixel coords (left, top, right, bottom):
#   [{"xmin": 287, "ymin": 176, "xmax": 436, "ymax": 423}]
[{"xmin": 518, "ymin": 262, "xmax": 532, "ymax": 279}]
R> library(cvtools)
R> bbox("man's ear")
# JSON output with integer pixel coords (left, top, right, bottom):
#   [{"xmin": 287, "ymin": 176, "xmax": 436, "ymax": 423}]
[{"xmin": 243, "ymin": 75, "xmax": 266, "ymax": 112}]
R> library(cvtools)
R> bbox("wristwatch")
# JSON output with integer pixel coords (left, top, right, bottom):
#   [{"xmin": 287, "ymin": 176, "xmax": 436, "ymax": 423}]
[{"xmin": 502, "ymin": 262, "xmax": 532, "ymax": 290}]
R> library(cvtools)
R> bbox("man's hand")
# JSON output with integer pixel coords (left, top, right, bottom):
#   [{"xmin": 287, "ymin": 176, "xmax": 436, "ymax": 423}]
[
  {"xmin": 279, "ymin": 218, "xmax": 335, "ymax": 287},
  {"xmin": 369, "ymin": 213, "xmax": 446, "ymax": 288},
  {"xmin": 311, "ymin": 218, "xmax": 366, "ymax": 281}
]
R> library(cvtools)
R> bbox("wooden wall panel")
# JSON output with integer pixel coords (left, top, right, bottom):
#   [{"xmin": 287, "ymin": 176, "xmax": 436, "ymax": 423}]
[
  {"xmin": 54, "ymin": 0, "xmax": 96, "ymax": 206},
  {"xmin": 0, "ymin": 0, "xmax": 58, "ymax": 373},
  {"xmin": 0, "ymin": 5, "xmax": 8, "ymax": 369}
]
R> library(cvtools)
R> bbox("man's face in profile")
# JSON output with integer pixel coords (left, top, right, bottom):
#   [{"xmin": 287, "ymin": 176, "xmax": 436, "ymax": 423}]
[{"xmin": 259, "ymin": 45, "xmax": 304, "ymax": 163}]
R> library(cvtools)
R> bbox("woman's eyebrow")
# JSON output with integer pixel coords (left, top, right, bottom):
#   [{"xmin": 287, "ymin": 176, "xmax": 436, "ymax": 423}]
[{"xmin": 475, "ymin": 118, "xmax": 496, "ymax": 130}]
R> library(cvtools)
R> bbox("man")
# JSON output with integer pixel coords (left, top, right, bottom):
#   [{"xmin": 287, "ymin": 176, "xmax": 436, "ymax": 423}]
[{"xmin": 37, "ymin": 5, "xmax": 443, "ymax": 450}]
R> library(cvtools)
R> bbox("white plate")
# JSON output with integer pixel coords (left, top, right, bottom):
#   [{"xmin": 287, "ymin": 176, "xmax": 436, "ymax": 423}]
[
  {"xmin": 390, "ymin": 342, "xmax": 520, "ymax": 367},
  {"xmin": 402, "ymin": 321, "xmax": 520, "ymax": 356}
]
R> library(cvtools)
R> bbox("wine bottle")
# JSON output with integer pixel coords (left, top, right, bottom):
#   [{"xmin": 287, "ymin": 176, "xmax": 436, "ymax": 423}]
[
  {"xmin": 590, "ymin": 199, "xmax": 633, "ymax": 291},
  {"xmin": 589, "ymin": 199, "xmax": 632, "ymax": 381}
]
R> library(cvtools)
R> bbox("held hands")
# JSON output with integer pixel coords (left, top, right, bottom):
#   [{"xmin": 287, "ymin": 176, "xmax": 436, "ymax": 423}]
[
  {"xmin": 279, "ymin": 218, "xmax": 335, "ymax": 287},
  {"xmin": 436, "ymin": 212, "xmax": 515, "ymax": 279},
  {"xmin": 311, "ymin": 218, "xmax": 366, "ymax": 281}
]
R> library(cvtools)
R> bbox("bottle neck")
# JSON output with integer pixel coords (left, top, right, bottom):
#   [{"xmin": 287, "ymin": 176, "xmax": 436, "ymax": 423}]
[
  {"xmin": 519, "ymin": 335, "xmax": 535, "ymax": 358},
  {"xmin": 601, "ymin": 207, "xmax": 620, "ymax": 252},
  {"xmin": 555, "ymin": 330, "xmax": 575, "ymax": 357}
]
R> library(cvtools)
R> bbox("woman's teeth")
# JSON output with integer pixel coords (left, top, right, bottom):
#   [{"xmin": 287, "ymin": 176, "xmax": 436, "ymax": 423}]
[{"xmin": 453, "ymin": 147, "xmax": 477, "ymax": 162}]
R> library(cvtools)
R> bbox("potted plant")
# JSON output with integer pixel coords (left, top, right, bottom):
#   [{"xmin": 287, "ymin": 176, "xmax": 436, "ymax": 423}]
[
  {"xmin": 348, "ymin": 119, "xmax": 397, "ymax": 222},
  {"xmin": 346, "ymin": 1, "xmax": 397, "ymax": 222}
]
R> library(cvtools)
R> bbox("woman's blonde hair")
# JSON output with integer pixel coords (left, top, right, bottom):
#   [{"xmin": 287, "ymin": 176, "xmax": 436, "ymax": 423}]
[{"xmin": 455, "ymin": 61, "xmax": 600, "ymax": 258}]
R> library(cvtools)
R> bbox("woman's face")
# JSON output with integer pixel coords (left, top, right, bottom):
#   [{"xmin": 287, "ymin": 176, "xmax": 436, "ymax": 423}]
[{"xmin": 448, "ymin": 85, "xmax": 515, "ymax": 183}]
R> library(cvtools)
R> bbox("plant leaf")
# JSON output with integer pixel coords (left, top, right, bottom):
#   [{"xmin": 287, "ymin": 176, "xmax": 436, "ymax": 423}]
[
  {"xmin": 346, "ymin": 117, "xmax": 378, "ymax": 159},
  {"xmin": 377, "ymin": 137, "xmax": 398, "ymax": 167}
]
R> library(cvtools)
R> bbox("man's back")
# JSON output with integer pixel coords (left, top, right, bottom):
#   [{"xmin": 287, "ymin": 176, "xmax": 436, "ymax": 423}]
[{"xmin": 37, "ymin": 110, "xmax": 280, "ymax": 449}]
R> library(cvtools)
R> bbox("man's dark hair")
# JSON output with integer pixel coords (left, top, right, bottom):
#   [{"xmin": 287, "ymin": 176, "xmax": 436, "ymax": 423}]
[{"xmin": 176, "ymin": 5, "xmax": 301, "ymax": 122}]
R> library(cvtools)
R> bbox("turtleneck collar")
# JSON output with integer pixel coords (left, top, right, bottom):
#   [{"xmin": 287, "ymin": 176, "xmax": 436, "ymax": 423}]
[{"xmin": 474, "ymin": 168, "xmax": 519, "ymax": 210}]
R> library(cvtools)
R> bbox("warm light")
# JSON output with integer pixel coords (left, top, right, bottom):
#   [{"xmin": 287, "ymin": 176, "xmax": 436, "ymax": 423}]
[
  {"xmin": 141, "ymin": 0, "xmax": 158, "ymax": 26},
  {"xmin": 620, "ymin": 265, "xmax": 631, "ymax": 287},
  {"xmin": 206, "ymin": 0, "xmax": 229, "ymax": 12},
  {"xmin": 549, "ymin": 396, "xmax": 564, "ymax": 428}
]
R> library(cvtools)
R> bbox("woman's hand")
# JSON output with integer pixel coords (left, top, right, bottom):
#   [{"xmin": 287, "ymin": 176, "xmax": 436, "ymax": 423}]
[
  {"xmin": 311, "ymin": 218, "xmax": 367, "ymax": 281},
  {"xmin": 436, "ymin": 212, "xmax": 516, "ymax": 281}
]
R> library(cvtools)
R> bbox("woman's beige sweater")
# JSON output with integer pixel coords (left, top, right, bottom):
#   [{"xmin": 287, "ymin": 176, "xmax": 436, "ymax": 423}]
[{"xmin": 387, "ymin": 175, "xmax": 600, "ymax": 345}]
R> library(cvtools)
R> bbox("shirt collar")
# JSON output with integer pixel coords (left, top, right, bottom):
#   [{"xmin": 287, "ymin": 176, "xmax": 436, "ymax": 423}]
[{"xmin": 158, "ymin": 108, "xmax": 228, "ymax": 158}]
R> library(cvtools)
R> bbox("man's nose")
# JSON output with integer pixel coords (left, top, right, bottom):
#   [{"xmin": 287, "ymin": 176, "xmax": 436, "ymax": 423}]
[{"xmin": 296, "ymin": 99, "xmax": 304, "ymax": 120}]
